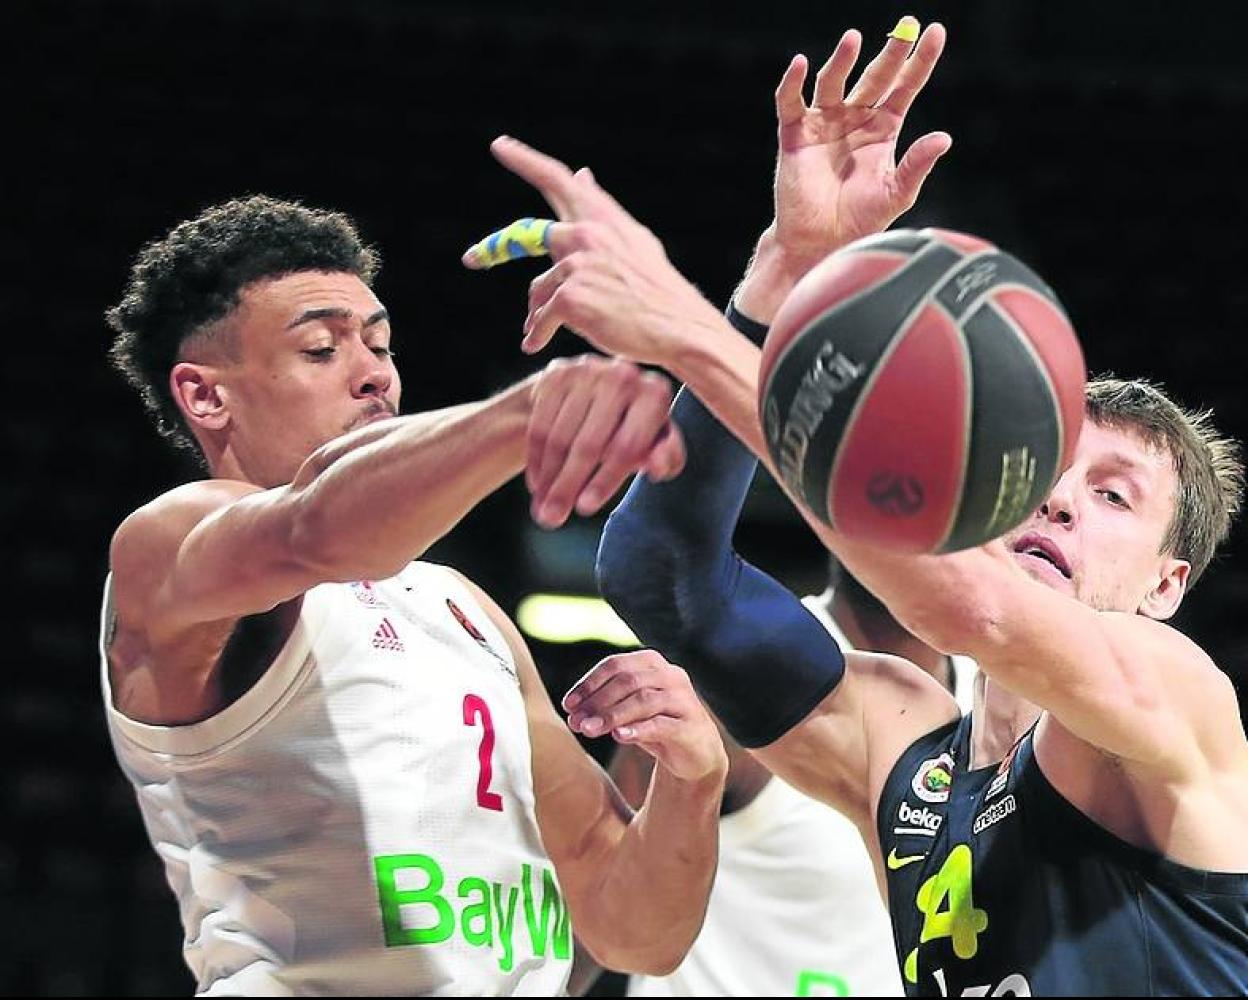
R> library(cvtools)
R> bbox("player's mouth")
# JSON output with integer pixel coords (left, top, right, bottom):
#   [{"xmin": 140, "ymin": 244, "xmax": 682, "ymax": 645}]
[
  {"xmin": 349, "ymin": 402, "xmax": 398, "ymax": 431},
  {"xmin": 1012, "ymin": 531, "xmax": 1072, "ymax": 580}
]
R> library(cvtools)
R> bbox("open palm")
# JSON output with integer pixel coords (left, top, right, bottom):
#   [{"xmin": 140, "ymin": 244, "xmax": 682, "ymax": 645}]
[{"xmin": 773, "ymin": 21, "xmax": 951, "ymax": 265}]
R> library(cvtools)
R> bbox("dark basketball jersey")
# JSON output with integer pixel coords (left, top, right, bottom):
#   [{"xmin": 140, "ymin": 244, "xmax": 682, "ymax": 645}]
[{"xmin": 878, "ymin": 715, "xmax": 1248, "ymax": 996}]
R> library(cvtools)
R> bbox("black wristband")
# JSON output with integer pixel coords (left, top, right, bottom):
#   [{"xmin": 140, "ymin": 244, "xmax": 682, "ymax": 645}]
[{"xmin": 725, "ymin": 302, "xmax": 770, "ymax": 346}]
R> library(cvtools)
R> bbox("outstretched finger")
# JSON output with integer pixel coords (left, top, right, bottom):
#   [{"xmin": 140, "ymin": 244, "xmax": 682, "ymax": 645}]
[
  {"xmin": 569, "ymin": 165, "xmax": 638, "ymax": 225},
  {"xmin": 522, "ymin": 257, "xmax": 580, "ymax": 355},
  {"xmin": 462, "ymin": 217, "xmax": 554, "ymax": 270},
  {"xmin": 774, "ymin": 54, "xmax": 809, "ymax": 127},
  {"xmin": 845, "ymin": 15, "xmax": 919, "ymax": 108},
  {"xmin": 490, "ymin": 135, "xmax": 578, "ymax": 219},
  {"xmin": 893, "ymin": 131, "xmax": 953, "ymax": 208},
  {"xmin": 811, "ymin": 29, "xmax": 863, "ymax": 109},
  {"xmin": 527, "ymin": 260, "xmax": 568, "ymax": 320},
  {"xmin": 877, "ymin": 22, "xmax": 947, "ymax": 120},
  {"xmin": 463, "ymin": 218, "xmax": 593, "ymax": 271}
]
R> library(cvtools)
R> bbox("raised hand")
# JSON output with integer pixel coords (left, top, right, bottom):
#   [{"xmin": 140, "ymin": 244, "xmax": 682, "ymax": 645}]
[
  {"xmin": 463, "ymin": 137, "xmax": 728, "ymax": 361},
  {"xmin": 562, "ymin": 649, "xmax": 728, "ymax": 783},
  {"xmin": 526, "ymin": 354, "xmax": 686, "ymax": 528},
  {"xmin": 770, "ymin": 17, "xmax": 951, "ymax": 268}
]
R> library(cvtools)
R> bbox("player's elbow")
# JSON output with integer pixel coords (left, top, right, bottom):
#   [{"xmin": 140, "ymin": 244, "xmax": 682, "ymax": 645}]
[
  {"xmin": 596, "ymin": 512, "xmax": 689, "ymax": 639},
  {"xmin": 595, "ymin": 507, "xmax": 652, "ymax": 601}
]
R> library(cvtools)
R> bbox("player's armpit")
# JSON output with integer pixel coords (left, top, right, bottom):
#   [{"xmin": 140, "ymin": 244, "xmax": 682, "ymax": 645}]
[{"xmin": 753, "ymin": 649, "xmax": 959, "ymax": 834}]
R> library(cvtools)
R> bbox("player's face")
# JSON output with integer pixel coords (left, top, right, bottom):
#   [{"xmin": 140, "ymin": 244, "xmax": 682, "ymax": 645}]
[
  {"xmin": 1002, "ymin": 420, "xmax": 1189, "ymax": 616},
  {"xmin": 213, "ymin": 271, "xmax": 401, "ymax": 485}
]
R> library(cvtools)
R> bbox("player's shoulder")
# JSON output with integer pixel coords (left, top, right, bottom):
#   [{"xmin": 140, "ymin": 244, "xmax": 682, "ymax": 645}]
[
  {"xmin": 112, "ymin": 479, "xmax": 263, "ymax": 557},
  {"xmin": 109, "ymin": 479, "xmax": 265, "ymax": 610},
  {"xmin": 848, "ymin": 648, "xmax": 960, "ymax": 707}
]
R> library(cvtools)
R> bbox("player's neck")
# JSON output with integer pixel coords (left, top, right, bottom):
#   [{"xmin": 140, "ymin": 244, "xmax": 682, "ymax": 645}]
[
  {"xmin": 970, "ymin": 674, "xmax": 1041, "ymax": 769},
  {"xmin": 829, "ymin": 590, "xmax": 953, "ymax": 691}
]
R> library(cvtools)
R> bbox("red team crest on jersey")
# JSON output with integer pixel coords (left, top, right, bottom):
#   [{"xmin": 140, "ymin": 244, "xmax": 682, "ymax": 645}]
[
  {"xmin": 448, "ymin": 599, "xmax": 488, "ymax": 644},
  {"xmin": 446, "ymin": 599, "xmax": 515, "ymax": 678}
]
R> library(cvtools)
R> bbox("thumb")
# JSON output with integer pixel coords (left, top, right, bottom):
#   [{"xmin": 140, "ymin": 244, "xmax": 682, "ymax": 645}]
[{"xmin": 894, "ymin": 131, "xmax": 953, "ymax": 208}]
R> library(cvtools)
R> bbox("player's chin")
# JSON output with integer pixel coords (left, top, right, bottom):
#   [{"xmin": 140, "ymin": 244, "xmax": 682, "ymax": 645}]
[{"xmin": 1013, "ymin": 552, "xmax": 1075, "ymax": 593}]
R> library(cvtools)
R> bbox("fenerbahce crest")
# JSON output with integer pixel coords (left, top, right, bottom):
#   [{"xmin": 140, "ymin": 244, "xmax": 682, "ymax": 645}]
[{"xmin": 911, "ymin": 752, "xmax": 955, "ymax": 803}]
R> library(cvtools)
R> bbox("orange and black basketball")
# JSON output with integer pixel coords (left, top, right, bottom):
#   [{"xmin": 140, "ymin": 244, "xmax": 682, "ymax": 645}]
[{"xmin": 758, "ymin": 227, "xmax": 1086, "ymax": 553}]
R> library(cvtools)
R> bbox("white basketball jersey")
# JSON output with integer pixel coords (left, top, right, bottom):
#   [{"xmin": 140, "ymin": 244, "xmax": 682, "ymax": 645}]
[
  {"xmin": 100, "ymin": 562, "xmax": 571, "ymax": 997},
  {"xmin": 626, "ymin": 774, "xmax": 902, "ymax": 998}
]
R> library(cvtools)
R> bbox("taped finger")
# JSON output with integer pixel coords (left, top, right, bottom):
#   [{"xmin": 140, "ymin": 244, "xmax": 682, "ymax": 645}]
[{"xmin": 462, "ymin": 217, "xmax": 554, "ymax": 270}]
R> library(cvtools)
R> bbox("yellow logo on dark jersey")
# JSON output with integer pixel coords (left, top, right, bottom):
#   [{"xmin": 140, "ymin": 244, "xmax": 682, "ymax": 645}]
[{"xmin": 911, "ymin": 752, "xmax": 955, "ymax": 803}]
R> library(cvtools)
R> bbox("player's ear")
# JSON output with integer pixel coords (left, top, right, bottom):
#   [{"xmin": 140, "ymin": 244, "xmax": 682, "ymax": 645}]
[
  {"xmin": 172, "ymin": 362, "xmax": 230, "ymax": 433},
  {"xmin": 1139, "ymin": 557, "xmax": 1189, "ymax": 620}
]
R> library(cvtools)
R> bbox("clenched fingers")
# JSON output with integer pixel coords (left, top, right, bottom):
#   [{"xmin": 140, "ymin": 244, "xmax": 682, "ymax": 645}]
[
  {"xmin": 526, "ymin": 358, "xmax": 679, "ymax": 527},
  {"xmin": 562, "ymin": 650, "xmax": 727, "ymax": 782},
  {"xmin": 530, "ymin": 361, "xmax": 634, "ymax": 525},
  {"xmin": 562, "ymin": 650, "xmax": 690, "ymax": 736},
  {"xmin": 567, "ymin": 372, "xmax": 684, "ymax": 517}
]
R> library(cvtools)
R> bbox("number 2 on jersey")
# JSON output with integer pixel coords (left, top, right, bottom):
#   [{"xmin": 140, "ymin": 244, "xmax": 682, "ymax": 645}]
[{"xmin": 463, "ymin": 694, "xmax": 503, "ymax": 811}]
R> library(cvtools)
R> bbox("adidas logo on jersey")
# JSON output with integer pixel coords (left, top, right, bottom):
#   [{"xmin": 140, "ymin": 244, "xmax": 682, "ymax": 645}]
[{"xmin": 372, "ymin": 617, "xmax": 405, "ymax": 652}]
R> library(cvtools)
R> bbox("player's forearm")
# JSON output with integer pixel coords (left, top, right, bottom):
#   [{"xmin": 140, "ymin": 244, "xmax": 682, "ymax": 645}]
[
  {"xmin": 288, "ymin": 380, "xmax": 532, "ymax": 580},
  {"xmin": 825, "ymin": 535, "xmax": 1008, "ymax": 657},
  {"xmin": 653, "ymin": 302, "xmax": 997, "ymax": 656},
  {"xmin": 578, "ymin": 764, "xmax": 723, "ymax": 974}
]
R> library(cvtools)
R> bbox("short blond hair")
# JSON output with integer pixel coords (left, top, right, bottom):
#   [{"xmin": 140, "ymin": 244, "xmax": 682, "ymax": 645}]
[{"xmin": 1085, "ymin": 377, "xmax": 1244, "ymax": 585}]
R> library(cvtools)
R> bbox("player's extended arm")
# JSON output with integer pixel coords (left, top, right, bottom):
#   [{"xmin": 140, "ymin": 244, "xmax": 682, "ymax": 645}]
[
  {"xmin": 564, "ymin": 739, "xmax": 669, "ymax": 995},
  {"xmin": 110, "ymin": 356, "xmax": 683, "ymax": 644},
  {"xmin": 470, "ymin": 26, "xmax": 1233, "ymax": 774},
  {"xmin": 630, "ymin": 297, "xmax": 1227, "ymax": 774},
  {"xmin": 597, "ymin": 354, "xmax": 956, "ymax": 823}
]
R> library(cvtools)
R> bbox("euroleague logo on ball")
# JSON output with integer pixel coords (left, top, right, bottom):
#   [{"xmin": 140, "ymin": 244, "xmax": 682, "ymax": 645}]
[{"xmin": 867, "ymin": 472, "xmax": 925, "ymax": 516}]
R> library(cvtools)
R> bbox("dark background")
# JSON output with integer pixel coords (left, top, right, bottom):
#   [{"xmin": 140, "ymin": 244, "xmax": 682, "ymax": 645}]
[{"xmin": 4, "ymin": 0, "xmax": 1246, "ymax": 994}]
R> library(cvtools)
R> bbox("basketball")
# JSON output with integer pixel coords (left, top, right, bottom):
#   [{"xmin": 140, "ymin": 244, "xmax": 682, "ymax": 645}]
[{"xmin": 758, "ymin": 227, "xmax": 1086, "ymax": 554}]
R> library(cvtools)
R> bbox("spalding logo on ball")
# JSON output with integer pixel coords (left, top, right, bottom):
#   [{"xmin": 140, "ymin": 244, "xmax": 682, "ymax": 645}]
[{"xmin": 758, "ymin": 227, "xmax": 1086, "ymax": 554}]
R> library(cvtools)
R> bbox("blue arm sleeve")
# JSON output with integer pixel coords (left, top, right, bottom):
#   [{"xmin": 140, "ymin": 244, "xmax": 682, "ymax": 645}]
[{"xmin": 595, "ymin": 313, "xmax": 846, "ymax": 748}]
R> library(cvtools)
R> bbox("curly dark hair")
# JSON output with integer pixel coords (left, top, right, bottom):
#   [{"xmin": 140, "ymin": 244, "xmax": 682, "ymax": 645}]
[{"xmin": 106, "ymin": 194, "xmax": 380, "ymax": 454}]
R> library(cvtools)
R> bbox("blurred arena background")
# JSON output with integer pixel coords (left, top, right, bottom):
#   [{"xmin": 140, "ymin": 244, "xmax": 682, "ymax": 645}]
[{"xmin": 4, "ymin": 0, "xmax": 1246, "ymax": 993}]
